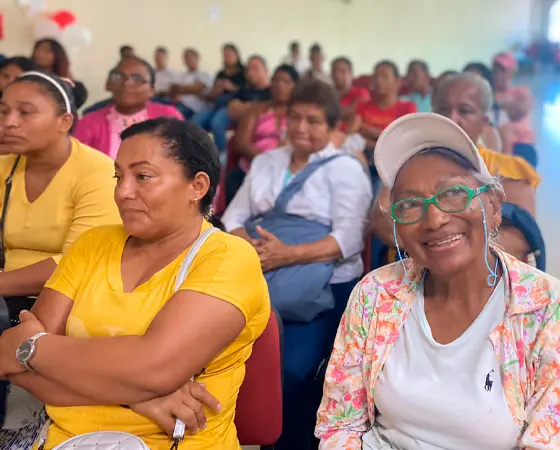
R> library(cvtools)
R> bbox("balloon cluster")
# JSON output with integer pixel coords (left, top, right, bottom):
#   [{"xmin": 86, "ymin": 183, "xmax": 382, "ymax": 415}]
[{"xmin": 16, "ymin": 0, "xmax": 92, "ymax": 55}]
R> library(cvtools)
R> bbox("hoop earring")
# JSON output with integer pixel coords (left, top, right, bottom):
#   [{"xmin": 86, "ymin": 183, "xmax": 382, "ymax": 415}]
[{"xmin": 490, "ymin": 226, "xmax": 499, "ymax": 238}]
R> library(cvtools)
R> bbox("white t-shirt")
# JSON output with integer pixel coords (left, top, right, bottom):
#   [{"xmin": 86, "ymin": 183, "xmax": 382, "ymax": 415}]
[
  {"xmin": 280, "ymin": 54, "xmax": 308, "ymax": 74},
  {"xmin": 366, "ymin": 274, "xmax": 519, "ymax": 450},
  {"xmin": 154, "ymin": 68, "xmax": 177, "ymax": 94},
  {"xmin": 222, "ymin": 144, "xmax": 373, "ymax": 283},
  {"xmin": 176, "ymin": 70, "xmax": 214, "ymax": 113}
]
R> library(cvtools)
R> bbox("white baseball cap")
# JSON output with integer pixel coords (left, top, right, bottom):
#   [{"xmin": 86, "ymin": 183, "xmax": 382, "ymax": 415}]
[{"xmin": 374, "ymin": 112, "xmax": 492, "ymax": 190}]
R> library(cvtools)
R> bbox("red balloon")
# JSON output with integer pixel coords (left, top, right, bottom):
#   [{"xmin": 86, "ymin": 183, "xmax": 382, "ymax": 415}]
[{"xmin": 49, "ymin": 10, "xmax": 76, "ymax": 29}]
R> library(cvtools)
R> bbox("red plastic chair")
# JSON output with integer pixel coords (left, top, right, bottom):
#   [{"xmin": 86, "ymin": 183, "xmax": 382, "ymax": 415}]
[
  {"xmin": 235, "ymin": 308, "xmax": 283, "ymax": 447},
  {"xmin": 352, "ymin": 75, "xmax": 371, "ymax": 90}
]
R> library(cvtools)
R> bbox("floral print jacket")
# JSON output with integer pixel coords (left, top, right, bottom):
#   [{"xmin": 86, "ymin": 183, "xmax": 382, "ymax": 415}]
[{"xmin": 315, "ymin": 249, "xmax": 560, "ymax": 449}]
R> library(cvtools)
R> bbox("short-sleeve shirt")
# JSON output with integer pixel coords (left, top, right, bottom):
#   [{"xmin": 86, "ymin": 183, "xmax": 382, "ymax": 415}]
[
  {"xmin": 43, "ymin": 220, "xmax": 270, "ymax": 450},
  {"xmin": 340, "ymin": 86, "xmax": 371, "ymax": 108},
  {"xmin": 215, "ymin": 68, "xmax": 246, "ymax": 90},
  {"xmin": 234, "ymin": 86, "xmax": 271, "ymax": 103},
  {"xmin": 356, "ymin": 100, "xmax": 417, "ymax": 131},
  {"xmin": 0, "ymin": 138, "xmax": 120, "ymax": 271},
  {"xmin": 154, "ymin": 68, "xmax": 177, "ymax": 94},
  {"xmin": 176, "ymin": 69, "xmax": 214, "ymax": 113}
]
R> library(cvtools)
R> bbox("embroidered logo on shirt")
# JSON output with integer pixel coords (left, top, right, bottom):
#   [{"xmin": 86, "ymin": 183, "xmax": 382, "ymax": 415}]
[{"xmin": 485, "ymin": 370, "xmax": 494, "ymax": 392}]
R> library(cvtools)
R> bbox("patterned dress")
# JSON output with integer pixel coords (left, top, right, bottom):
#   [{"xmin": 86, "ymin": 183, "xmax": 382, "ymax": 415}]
[{"xmin": 316, "ymin": 248, "xmax": 560, "ymax": 448}]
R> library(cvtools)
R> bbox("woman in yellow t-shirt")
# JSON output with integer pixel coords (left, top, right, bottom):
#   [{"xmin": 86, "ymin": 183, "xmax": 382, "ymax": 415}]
[
  {"xmin": 0, "ymin": 71, "xmax": 120, "ymax": 449},
  {"xmin": 0, "ymin": 71, "xmax": 120, "ymax": 298},
  {"xmin": 0, "ymin": 117, "xmax": 270, "ymax": 450}
]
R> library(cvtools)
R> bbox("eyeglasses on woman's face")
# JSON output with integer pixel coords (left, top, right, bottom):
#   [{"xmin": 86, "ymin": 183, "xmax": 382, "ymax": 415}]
[
  {"xmin": 109, "ymin": 71, "xmax": 149, "ymax": 87},
  {"xmin": 391, "ymin": 185, "xmax": 489, "ymax": 225}
]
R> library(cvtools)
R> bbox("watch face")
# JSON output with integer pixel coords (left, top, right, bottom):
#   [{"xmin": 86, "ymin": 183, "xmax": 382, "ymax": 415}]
[{"xmin": 16, "ymin": 341, "xmax": 33, "ymax": 362}]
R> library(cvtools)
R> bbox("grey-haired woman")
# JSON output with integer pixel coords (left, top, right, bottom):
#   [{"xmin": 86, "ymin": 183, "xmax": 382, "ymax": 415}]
[{"xmin": 316, "ymin": 113, "xmax": 560, "ymax": 449}]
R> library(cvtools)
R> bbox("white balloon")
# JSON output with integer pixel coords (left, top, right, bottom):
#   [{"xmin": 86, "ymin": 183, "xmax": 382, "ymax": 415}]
[
  {"xmin": 17, "ymin": 0, "xmax": 46, "ymax": 17},
  {"xmin": 61, "ymin": 24, "xmax": 92, "ymax": 49},
  {"xmin": 33, "ymin": 17, "xmax": 61, "ymax": 40}
]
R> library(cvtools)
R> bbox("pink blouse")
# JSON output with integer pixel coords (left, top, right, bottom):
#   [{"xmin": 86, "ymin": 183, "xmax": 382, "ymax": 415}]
[{"xmin": 106, "ymin": 107, "xmax": 149, "ymax": 160}]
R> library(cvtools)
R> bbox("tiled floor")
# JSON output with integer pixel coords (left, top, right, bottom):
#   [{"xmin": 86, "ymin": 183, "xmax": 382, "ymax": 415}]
[{"xmin": 530, "ymin": 72, "xmax": 560, "ymax": 276}]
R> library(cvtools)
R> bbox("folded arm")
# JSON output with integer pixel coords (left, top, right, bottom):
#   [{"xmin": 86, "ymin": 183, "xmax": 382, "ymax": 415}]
[
  {"xmin": 0, "ymin": 258, "xmax": 56, "ymax": 297},
  {"xmin": 22, "ymin": 289, "xmax": 246, "ymax": 405},
  {"xmin": 173, "ymin": 81, "xmax": 206, "ymax": 96},
  {"xmin": 228, "ymin": 100, "xmax": 252, "ymax": 121},
  {"xmin": 204, "ymin": 79, "xmax": 226, "ymax": 101},
  {"xmin": 234, "ymin": 105, "xmax": 265, "ymax": 159},
  {"xmin": 10, "ymin": 290, "xmax": 97, "ymax": 405}
]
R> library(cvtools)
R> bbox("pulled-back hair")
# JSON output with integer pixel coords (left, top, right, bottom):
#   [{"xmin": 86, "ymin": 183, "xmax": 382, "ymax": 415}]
[
  {"xmin": 0, "ymin": 56, "xmax": 36, "ymax": 73},
  {"xmin": 117, "ymin": 56, "xmax": 157, "ymax": 87},
  {"xmin": 12, "ymin": 71, "xmax": 78, "ymax": 133},
  {"xmin": 120, "ymin": 118, "xmax": 221, "ymax": 217}
]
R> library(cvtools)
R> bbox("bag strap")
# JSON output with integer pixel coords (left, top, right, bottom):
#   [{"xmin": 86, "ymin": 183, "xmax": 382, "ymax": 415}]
[
  {"xmin": 274, "ymin": 154, "xmax": 342, "ymax": 212},
  {"xmin": 174, "ymin": 226, "xmax": 218, "ymax": 291},
  {"xmin": 171, "ymin": 225, "xmax": 218, "ymax": 447},
  {"xmin": 37, "ymin": 226, "xmax": 219, "ymax": 450},
  {"xmin": 0, "ymin": 156, "xmax": 21, "ymax": 271}
]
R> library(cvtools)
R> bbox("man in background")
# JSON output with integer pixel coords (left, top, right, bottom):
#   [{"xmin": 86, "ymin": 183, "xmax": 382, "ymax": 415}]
[
  {"xmin": 119, "ymin": 45, "xmax": 135, "ymax": 60},
  {"xmin": 153, "ymin": 46, "xmax": 177, "ymax": 98},
  {"xmin": 281, "ymin": 41, "xmax": 308, "ymax": 74},
  {"xmin": 228, "ymin": 55, "xmax": 270, "ymax": 121},
  {"xmin": 303, "ymin": 44, "xmax": 331, "ymax": 84},
  {"xmin": 170, "ymin": 48, "xmax": 213, "ymax": 119}
]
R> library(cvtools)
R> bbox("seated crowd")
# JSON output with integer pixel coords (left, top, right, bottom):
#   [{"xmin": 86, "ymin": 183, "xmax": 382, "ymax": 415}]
[{"xmin": 0, "ymin": 36, "xmax": 555, "ymax": 450}]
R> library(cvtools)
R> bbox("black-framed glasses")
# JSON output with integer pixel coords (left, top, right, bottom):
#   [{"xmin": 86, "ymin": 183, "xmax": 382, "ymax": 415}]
[
  {"xmin": 109, "ymin": 71, "xmax": 149, "ymax": 86},
  {"xmin": 391, "ymin": 185, "xmax": 489, "ymax": 225}
]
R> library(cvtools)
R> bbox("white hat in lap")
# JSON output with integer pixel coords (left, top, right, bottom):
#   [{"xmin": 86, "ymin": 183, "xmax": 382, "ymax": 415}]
[{"xmin": 374, "ymin": 112, "xmax": 492, "ymax": 190}]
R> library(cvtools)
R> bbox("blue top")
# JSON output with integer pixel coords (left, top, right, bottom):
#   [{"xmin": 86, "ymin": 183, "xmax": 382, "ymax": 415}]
[{"xmin": 400, "ymin": 92, "xmax": 432, "ymax": 113}]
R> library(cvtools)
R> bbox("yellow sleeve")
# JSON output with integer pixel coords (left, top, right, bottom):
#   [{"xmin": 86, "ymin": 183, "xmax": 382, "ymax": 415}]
[
  {"xmin": 45, "ymin": 227, "xmax": 106, "ymax": 300},
  {"xmin": 52, "ymin": 144, "xmax": 121, "ymax": 264},
  {"xmin": 178, "ymin": 233, "xmax": 270, "ymax": 329},
  {"xmin": 478, "ymin": 146, "xmax": 541, "ymax": 188}
]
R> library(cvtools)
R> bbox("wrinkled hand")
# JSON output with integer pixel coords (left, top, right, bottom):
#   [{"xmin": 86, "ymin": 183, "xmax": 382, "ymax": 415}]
[
  {"xmin": 169, "ymin": 84, "xmax": 180, "ymax": 97},
  {"xmin": 253, "ymin": 226, "xmax": 293, "ymax": 272},
  {"xmin": 222, "ymin": 79, "xmax": 236, "ymax": 92},
  {"xmin": 0, "ymin": 311, "xmax": 45, "ymax": 378},
  {"xmin": 131, "ymin": 381, "xmax": 221, "ymax": 437}
]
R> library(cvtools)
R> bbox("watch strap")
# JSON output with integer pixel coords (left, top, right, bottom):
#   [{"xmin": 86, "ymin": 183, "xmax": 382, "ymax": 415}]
[
  {"xmin": 28, "ymin": 332, "xmax": 49, "ymax": 344},
  {"xmin": 19, "ymin": 332, "xmax": 49, "ymax": 371}
]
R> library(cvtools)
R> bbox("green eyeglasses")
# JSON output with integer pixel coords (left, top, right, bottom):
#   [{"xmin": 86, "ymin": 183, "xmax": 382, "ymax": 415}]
[{"xmin": 391, "ymin": 185, "xmax": 489, "ymax": 225}]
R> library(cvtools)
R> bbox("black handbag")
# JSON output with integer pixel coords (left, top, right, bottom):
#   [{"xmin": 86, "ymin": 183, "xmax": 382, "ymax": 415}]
[{"xmin": 0, "ymin": 155, "xmax": 39, "ymax": 427}]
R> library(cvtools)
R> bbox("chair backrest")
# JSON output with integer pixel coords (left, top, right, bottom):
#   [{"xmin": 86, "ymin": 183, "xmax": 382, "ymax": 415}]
[
  {"xmin": 352, "ymin": 75, "xmax": 371, "ymax": 90},
  {"xmin": 513, "ymin": 143, "xmax": 538, "ymax": 168},
  {"xmin": 235, "ymin": 307, "xmax": 283, "ymax": 446}
]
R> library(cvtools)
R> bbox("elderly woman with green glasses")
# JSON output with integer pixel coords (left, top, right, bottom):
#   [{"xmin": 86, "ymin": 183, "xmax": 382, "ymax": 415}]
[{"xmin": 315, "ymin": 113, "xmax": 560, "ymax": 449}]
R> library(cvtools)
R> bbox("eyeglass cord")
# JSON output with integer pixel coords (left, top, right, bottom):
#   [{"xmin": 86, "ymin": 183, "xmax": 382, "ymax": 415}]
[
  {"xmin": 393, "ymin": 199, "xmax": 499, "ymax": 288},
  {"xmin": 393, "ymin": 220, "xmax": 409, "ymax": 285},
  {"xmin": 479, "ymin": 198, "xmax": 499, "ymax": 287}
]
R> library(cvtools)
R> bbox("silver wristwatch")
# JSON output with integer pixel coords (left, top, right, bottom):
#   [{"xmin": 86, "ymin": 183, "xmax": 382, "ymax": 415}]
[{"xmin": 16, "ymin": 332, "xmax": 49, "ymax": 371}]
